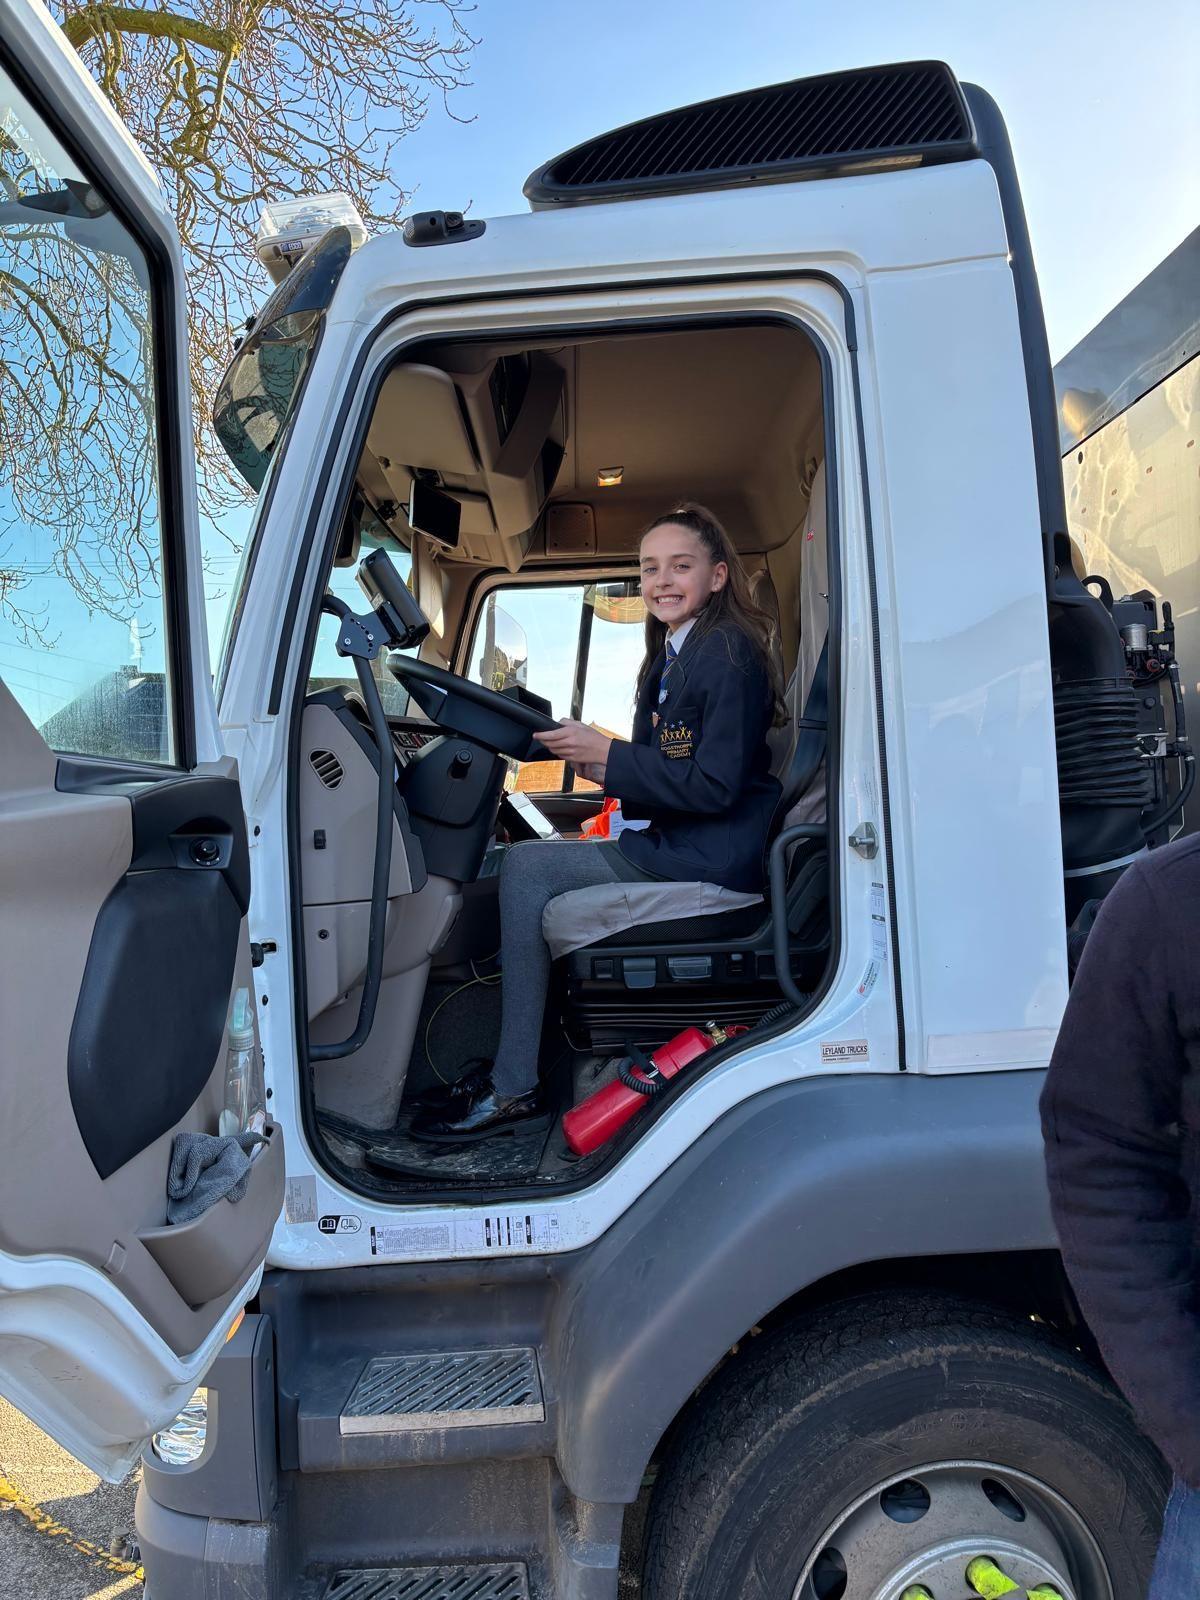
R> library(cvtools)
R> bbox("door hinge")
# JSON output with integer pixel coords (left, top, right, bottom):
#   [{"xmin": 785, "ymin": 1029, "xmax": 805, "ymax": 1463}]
[{"xmin": 848, "ymin": 821, "xmax": 879, "ymax": 859}]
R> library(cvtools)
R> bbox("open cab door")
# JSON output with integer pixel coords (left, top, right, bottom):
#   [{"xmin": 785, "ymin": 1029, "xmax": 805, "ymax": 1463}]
[{"xmin": 0, "ymin": 0, "xmax": 282, "ymax": 1479}]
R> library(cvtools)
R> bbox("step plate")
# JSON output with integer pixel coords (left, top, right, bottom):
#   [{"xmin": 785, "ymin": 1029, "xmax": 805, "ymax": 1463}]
[
  {"xmin": 324, "ymin": 1565, "xmax": 529, "ymax": 1600},
  {"xmin": 340, "ymin": 1348, "xmax": 545, "ymax": 1435}
]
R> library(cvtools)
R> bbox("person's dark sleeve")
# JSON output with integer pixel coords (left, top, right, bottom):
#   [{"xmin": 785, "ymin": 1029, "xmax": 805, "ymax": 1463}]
[
  {"xmin": 1040, "ymin": 859, "xmax": 1200, "ymax": 1485},
  {"xmin": 605, "ymin": 648, "xmax": 766, "ymax": 817},
  {"xmin": 612, "ymin": 699, "xmax": 654, "ymax": 820}
]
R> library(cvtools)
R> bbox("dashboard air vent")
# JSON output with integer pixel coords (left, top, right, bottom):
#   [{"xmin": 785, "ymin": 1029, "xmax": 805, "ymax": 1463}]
[{"xmin": 309, "ymin": 749, "xmax": 345, "ymax": 790}]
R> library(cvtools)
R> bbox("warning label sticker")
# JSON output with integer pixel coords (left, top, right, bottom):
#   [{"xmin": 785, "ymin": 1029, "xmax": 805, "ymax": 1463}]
[
  {"xmin": 455, "ymin": 1212, "xmax": 562, "ymax": 1255},
  {"xmin": 284, "ymin": 1174, "xmax": 317, "ymax": 1225},
  {"xmin": 870, "ymin": 880, "xmax": 888, "ymax": 961},
  {"xmin": 365, "ymin": 1212, "xmax": 564, "ymax": 1260},
  {"xmin": 369, "ymin": 1222, "xmax": 453, "ymax": 1257},
  {"xmin": 821, "ymin": 1039, "xmax": 870, "ymax": 1064}
]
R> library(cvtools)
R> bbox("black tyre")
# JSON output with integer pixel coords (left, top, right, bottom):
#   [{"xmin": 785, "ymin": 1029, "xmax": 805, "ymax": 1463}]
[{"xmin": 642, "ymin": 1294, "xmax": 1167, "ymax": 1600}]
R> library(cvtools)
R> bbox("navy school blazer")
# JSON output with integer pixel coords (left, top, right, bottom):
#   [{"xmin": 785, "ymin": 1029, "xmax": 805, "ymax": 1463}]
[{"xmin": 604, "ymin": 621, "xmax": 781, "ymax": 892}]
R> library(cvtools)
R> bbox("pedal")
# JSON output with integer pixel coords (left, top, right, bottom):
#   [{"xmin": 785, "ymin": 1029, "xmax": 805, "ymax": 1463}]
[
  {"xmin": 340, "ymin": 1347, "xmax": 544, "ymax": 1435},
  {"xmin": 324, "ymin": 1564, "xmax": 529, "ymax": 1598}
]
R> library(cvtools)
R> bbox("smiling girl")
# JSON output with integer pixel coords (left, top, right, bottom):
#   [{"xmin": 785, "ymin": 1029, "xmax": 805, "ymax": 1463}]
[{"xmin": 412, "ymin": 503, "xmax": 785, "ymax": 1141}]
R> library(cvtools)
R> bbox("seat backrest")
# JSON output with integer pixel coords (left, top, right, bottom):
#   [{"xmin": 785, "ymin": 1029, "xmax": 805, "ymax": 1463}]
[
  {"xmin": 797, "ymin": 461, "xmax": 828, "ymax": 711},
  {"xmin": 780, "ymin": 463, "xmax": 828, "ymax": 826},
  {"xmin": 750, "ymin": 567, "xmax": 795, "ymax": 780}
]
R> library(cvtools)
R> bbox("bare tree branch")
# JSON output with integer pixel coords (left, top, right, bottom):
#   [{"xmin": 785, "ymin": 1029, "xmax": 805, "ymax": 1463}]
[{"xmin": 0, "ymin": 1, "xmax": 476, "ymax": 629}]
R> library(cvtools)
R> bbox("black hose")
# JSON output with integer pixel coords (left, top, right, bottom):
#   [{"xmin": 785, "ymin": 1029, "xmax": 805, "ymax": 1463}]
[
  {"xmin": 310, "ymin": 599, "xmax": 396, "ymax": 1062},
  {"xmin": 1141, "ymin": 659, "xmax": 1194, "ymax": 837},
  {"xmin": 1142, "ymin": 755, "xmax": 1196, "ymax": 837},
  {"xmin": 618, "ymin": 1046, "xmax": 662, "ymax": 1096}
]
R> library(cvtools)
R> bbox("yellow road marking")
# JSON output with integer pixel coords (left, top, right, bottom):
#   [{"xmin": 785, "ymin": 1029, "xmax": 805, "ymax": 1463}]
[{"xmin": 0, "ymin": 1470, "xmax": 144, "ymax": 1581}]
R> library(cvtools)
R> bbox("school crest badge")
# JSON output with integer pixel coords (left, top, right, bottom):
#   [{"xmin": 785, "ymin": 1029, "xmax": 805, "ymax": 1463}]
[{"xmin": 659, "ymin": 721, "xmax": 695, "ymax": 759}]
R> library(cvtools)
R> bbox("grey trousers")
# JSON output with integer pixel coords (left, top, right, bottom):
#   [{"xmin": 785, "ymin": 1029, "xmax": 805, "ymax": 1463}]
[{"xmin": 491, "ymin": 840, "xmax": 633, "ymax": 1098}]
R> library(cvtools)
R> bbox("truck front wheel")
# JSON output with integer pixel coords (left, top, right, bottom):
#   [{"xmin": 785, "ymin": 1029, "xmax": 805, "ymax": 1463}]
[{"xmin": 641, "ymin": 1294, "xmax": 1166, "ymax": 1600}]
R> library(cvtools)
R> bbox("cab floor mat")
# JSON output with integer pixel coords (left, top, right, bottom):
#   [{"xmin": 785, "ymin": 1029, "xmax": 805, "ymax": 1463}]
[{"xmin": 361, "ymin": 1113, "xmax": 555, "ymax": 1183}]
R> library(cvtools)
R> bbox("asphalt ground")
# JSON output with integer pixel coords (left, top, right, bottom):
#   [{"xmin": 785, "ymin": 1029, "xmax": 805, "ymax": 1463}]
[
  {"xmin": 0, "ymin": 1400, "xmax": 142, "ymax": 1599},
  {"xmin": 0, "ymin": 1396, "xmax": 646, "ymax": 1597}
]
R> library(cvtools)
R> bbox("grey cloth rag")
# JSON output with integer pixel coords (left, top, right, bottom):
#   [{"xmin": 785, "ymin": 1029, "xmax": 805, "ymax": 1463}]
[{"xmin": 167, "ymin": 1130, "xmax": 265, "ymax": 1225}]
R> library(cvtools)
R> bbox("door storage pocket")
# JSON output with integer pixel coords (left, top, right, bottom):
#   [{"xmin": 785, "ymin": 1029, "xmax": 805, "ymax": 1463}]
[{"xmin": 139, "ymin": 1122, "xmax": 284, "ymax": 1307}]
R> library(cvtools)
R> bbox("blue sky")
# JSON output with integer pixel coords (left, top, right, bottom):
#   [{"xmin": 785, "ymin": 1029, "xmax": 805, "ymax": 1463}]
[
  {"xmin": 6, "ymin": 0, "xmax": 1196, "ymax": 741},
  {"xmin": 200, "ymin": 0, "xmax": 1197, "ymax": 689},
  {"xmin": 397, "ymin": 0, "xmax": 1197, "ymax": 365},
  {"xmin": 210, "ymin": 0, "xmax": 1198, "ymax": 663}
]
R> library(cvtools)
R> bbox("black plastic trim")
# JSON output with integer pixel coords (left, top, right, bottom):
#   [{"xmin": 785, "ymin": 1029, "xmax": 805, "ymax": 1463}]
[
  {"xmin": 962, "ymin": 84, "xmax": 1065, "ymax": 602},
  {"xmin": 0, "ymin": 40, "xmax": 197, "ymax": 771},
  {"xmin": 213, "ymin": 313, "xmax": 332, "ymax": 708},
  {"xmin": 524, "ymin": 61, "xmax": 976, "ymax": 208},
  {"xmin": 403, "ymin": 210, "xmax": 486, "ymax": 248},
  {"xmin": 62, "ymin": 773, "xmax": 249, "ymax": 1176}
]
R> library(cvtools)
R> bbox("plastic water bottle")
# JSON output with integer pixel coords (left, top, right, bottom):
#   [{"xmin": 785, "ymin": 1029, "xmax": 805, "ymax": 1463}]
[{"xmin": 218, "ymin": 987, "xmax": 267, "ymax": 1142}]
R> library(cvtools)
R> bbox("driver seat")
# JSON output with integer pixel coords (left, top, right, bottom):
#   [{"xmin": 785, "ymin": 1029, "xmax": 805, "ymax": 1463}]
[{"xmin": 555, "ymin": 466, "xmax": 831, "ymax": 1046}]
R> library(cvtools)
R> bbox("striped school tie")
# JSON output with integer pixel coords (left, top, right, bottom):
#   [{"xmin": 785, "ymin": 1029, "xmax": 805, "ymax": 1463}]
[{"xmin": 657, "ymin": 638, "xmax": 678, "ymax": 706}]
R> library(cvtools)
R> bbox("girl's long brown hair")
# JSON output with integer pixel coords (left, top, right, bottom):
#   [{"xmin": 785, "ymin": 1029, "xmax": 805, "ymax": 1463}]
[{"xmin": 634, "ymin": 502, "xmax": 787, "ymax": 726}]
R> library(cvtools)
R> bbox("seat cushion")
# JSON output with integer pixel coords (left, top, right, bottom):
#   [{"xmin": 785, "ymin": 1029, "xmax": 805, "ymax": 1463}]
[
  {"xmin": 542, "ymin": 878, "xmax": 762, "ymax": 959},
  {"xmin": 584, "ymin": 900, "xmax": 770, "ymax": 949}
]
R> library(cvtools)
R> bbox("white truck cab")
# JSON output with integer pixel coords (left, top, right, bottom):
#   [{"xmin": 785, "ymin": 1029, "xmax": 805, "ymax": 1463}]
[{"xmin": 0, "ymin": 2, "xmax": 1181, "ymax": 1594}]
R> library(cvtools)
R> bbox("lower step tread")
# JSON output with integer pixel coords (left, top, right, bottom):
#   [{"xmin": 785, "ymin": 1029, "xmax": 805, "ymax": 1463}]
[
  {"xmin": 324, "ymin": 1566, "xmax": 529, "ymax": 1599},
  {"xmin": 340, "ymin": 1348, "xmax": 545, "ymax": 1434}
]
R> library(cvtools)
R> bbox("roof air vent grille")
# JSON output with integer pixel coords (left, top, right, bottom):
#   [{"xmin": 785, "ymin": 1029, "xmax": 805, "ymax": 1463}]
[
  {"xmin": 525, "ymin": 62, "xmax": 975, "ymax": 206},
  {"xmin": 309, "ymin": 749, "xmax": 345, "ymax": 789}
]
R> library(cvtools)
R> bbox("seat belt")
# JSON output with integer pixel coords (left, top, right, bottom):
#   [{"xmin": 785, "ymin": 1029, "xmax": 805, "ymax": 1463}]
[{"xmin": 781, "ymin": 633, "xmax": 829, "ymax": 812}]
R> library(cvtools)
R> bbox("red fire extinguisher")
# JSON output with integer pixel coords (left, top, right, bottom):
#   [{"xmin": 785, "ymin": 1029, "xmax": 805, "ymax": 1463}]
[{"xmin": 563, "ymin": 1021, "xmax": 746, "ymax": 1157}]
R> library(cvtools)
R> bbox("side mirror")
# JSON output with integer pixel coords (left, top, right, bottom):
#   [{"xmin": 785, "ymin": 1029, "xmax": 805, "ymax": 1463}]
[{"xmin": 476, "ymin": 596, "xmax": 529, "ymax": 691}]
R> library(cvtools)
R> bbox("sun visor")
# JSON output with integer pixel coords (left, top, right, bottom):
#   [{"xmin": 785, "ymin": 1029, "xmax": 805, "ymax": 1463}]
[{"xmin": 367, "ymin": 363, "xmax": 480, "ymax": 476}]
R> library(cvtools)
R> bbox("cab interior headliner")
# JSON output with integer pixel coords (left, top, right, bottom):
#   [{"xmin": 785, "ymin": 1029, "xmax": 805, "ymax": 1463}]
[{"xmin": 357, "ymin": 320, "xmax": 824, "ymax": 566}]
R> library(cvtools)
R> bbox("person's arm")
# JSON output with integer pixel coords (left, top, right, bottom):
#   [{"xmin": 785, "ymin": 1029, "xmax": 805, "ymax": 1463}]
[
  {"xmin": 1041, "ymin": 859, "xmax": 1200, "ymax": 1485},
  {"xmin": 605, "ymin": 643, "xmax": 768, "ymax": 817}
]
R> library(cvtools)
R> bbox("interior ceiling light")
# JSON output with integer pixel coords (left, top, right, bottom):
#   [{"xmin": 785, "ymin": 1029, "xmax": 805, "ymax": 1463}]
[{"xmin": 596, "ymin": 466, "xmax": 624, "ymax": 487}]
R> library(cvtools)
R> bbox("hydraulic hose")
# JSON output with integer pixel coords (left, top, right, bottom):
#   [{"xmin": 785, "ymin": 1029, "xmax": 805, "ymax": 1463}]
[
  {"xmin": 1141, "ymin": 754, "xmax": 1196, "ymax": 837},
  {"xmin": 1140, "ymin": 657, "xmax": 1194, "ymax": 837}
]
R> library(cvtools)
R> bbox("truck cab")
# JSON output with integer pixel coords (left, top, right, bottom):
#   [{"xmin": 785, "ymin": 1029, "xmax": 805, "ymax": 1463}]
[{"xmin": 0, "ymin": 4, "xmax": 1178, "ymax": 1594}]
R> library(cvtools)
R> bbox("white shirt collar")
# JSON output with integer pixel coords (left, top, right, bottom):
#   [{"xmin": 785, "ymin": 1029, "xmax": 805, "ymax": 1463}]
[{"xmin": 668, "ymin": 615, "xmax": 698, "ymax": 652}]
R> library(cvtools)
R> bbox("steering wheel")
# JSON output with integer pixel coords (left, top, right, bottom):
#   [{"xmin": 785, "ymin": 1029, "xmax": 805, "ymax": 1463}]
[{"xmin": 384, "ymin": 652, "xmax": 559, "ymax": 759}]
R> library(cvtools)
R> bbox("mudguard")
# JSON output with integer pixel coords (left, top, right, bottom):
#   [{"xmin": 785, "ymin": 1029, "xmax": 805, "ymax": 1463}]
[{"xmin": 551, "ymin": 1068, "xmax": 1054, "ymax": 1503}]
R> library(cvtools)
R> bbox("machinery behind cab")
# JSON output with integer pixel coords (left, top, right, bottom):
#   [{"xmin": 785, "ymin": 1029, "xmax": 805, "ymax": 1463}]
[{"xmin": 1049, "ymin": 532, "xmax": 1193, "ymax": 954}]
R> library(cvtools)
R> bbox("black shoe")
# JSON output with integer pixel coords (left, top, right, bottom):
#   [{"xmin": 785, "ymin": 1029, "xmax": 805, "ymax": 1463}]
[
  {"xmin": 408, "ymin": 1060, "xmax": 493, "ymax": 1112},
  {"xmin": 409, "ymin": 1076, "xmax": 543, "ymax": 1143}
]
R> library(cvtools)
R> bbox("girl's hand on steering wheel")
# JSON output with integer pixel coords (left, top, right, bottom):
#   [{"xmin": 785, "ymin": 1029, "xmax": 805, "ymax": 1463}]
[{"xmin": 538, "ymin": 720, "xmax": 614, "ymax": 770}]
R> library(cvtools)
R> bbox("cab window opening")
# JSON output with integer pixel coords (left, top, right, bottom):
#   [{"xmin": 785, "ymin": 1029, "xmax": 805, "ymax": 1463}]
[{"xmin": 287, "ymin": 312, "xmax": 838, "ymax": 1202}]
